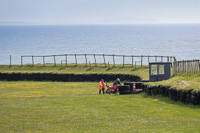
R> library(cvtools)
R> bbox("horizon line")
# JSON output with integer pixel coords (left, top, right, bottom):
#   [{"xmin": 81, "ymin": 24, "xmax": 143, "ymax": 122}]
[{"xmin": 1, "ymin": 23, "xmax": 200, "ymax": 26}]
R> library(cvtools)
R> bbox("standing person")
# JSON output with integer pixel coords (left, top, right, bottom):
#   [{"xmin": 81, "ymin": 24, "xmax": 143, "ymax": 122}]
[{"xmin": 98, "ymin": 79, "xmax": 106, "ymax": 94}]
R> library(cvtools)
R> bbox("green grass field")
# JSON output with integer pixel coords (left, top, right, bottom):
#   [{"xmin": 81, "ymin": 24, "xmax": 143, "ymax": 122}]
[{"xmin": 1, "ymin": 81, "xmax": 200, "ymax": 132}]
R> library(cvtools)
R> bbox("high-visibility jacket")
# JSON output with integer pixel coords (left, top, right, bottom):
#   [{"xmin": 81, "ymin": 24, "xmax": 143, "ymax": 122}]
[{"xmin": 98, "ymin": 81, "xmax": 106, "ymax": 90}]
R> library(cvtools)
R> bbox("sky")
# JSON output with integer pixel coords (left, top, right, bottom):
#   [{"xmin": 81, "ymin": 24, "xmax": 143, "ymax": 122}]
[{"xmin": 0, "ymin": 0, "xmax": 200, "ymax": 25}]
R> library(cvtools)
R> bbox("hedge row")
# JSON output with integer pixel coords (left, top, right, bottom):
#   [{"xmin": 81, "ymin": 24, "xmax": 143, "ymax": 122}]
[
  {"xmin": 0, "ymin": 73, "xmax": 141, "ymax": 82},
  {"xmin": 144, "ymin": 85, "xmax": 200, "ymax": 105}
]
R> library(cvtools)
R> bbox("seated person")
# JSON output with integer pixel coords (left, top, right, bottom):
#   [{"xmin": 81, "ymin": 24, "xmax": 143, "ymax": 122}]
[{"xmin": 106, "ymin": 78, "xmax": 121, "ymax": 93}]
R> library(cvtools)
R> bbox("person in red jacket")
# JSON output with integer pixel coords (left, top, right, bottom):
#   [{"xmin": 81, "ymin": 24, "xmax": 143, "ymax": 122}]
[
  {"xmin": 98, "ymin": 79, "xmax": 106, "ymax": 94},
  {"xmin": 106, "ymin": 78, "xmax": 121, "ymax": 94}
]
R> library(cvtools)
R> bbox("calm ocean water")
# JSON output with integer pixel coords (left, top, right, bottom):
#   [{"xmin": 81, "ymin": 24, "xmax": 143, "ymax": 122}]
[{"xmin": 0, "ymin": 24, "xmax": 200, "ymax": 65}]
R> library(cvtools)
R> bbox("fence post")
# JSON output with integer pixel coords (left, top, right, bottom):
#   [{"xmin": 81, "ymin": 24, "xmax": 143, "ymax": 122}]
[
  {"xmin": 54, "ymin": 55, "xmax": 56, "ymax": 66},
  {"xmin": 85, "ymin": 54, "xmax": 87, "ymax": 66},
  {"xmin": 174, "ymin": 61, "xmax": 177, "ymax": 74},
  {"xmin": 21, "ymin": 56, "xmax": 23, "ymax": 66},
  {"xmin": 10, "ymin": 55, "xmax": 11, "ymax": 67},
  {"xmin": 155, "ymin": 56, "xmax": 157, "ymax": 62},
  {"xmin": 186, "ymin": 60, "xmax": 188, "ymax": 74},
  {"xmin": 148, "ymin": 55, "xmax": 150, "ymax": 64},
  {"xmin": 132, "ymin": 55, "xmax": 134, "ymax": 67},
  {"xmin": 103, "ymin": 54, "xmax": 106, "ymax": 67},
  {"xmin": 43, "ymin": 56, "xmax": 45, "ymax": 66},
  {"xmin": 174, "ymin": 57, "xmax": 176, "ymax": 62},
  {"xmin": 65, "ymin": 55, "xmax": 67, "ymax": 66},
  {"xmin": 170, "ymin": 57, "xmax": 172, "ymax": 63},
  {"xmin": 32, "ymin": 56, "xmax": 34, "ymax": 66},
  {"xmin": 113, "ymin": 54, "xmax": 115, "ymax": 67},
  {"xmin": 94, "ymin": 54, "xmax": 97, "ymax": 66},
  {"xmin": 141, "ymin": 55, "xmax": 143, "ymax": 67},
  {"xmin": 123, "ymin": 55, "xmax": 125, "ymax": 67},
  {"xmin": 161, "ymin": 56, "xmax": 163, "ymax": 62},
  {"xmin": 198, "ymin": 60, "xmax": 200, "ymax": 73},
  {"xmin": 173, "ymin": 61, "xmax": 176, "ymax": 74},
  {"xmin": 75, "ymin": 54, "xmax": 77, "ymax": 66}
]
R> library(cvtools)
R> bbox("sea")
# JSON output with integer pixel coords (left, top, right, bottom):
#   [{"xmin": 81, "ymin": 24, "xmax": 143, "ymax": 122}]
[{"xmin": 0, "ymin": 24, "xmax": 200, "ymax": 65}]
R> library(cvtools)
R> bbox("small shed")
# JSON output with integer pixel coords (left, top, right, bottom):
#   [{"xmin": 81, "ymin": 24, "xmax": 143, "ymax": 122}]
[{"xmin": 149, "ymin": 62, "xmax": 172, "ymax": 82}]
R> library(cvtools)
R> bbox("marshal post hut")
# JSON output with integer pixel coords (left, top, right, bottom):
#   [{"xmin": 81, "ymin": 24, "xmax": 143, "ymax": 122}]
[{"xmin": 149, "ymin": 62, "xmax": 172, "ymax": 82}]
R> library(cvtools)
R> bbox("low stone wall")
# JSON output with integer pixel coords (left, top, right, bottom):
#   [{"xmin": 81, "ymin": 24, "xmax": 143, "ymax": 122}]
[
  {"xmin": 143, "ymin": 85, "xmax": 200, "ymax": 105},
  {"xmin": 0, "ymin": 73, "xmax": 141, "ymax": 82}
]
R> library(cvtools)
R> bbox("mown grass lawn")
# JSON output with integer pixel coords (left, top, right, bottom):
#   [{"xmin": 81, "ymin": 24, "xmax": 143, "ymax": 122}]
[{"xmin": 0, "ymin": 81, "xmax": 200, "ymax": 132}]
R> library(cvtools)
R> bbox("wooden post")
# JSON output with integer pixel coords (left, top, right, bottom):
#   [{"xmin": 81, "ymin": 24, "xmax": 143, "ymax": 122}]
[
  {"xmin": 141, "ymin": 55, "xmax": 143, "ymax": 67},
  {"xmin": 161, "ymin": 56, "xmax": 163, "ymax": 62},
  {"xmin": 94, "ymin": 54, "xmax": 97, "ymax": 66},
  {"xmin": 148, "ymin": 55, "xmax": 150, "ymax": 64},
  {"xmin": 10, "ymin": 55, "xmax": 11, "ymax": 67},
  {"xmin": 65, "ymin": 55, "xmax": 67, "ymax": 66},
  {"xmin": 103, "ymin": 54, "xmax": 106, "ymax": 67},
  {"xmin": 178, "ymin": 61, "xmax": 180, "ymax": 73},
  {"xmin": 43, "ymin": 56, "xmax": 45, "ymax": 66},
  {"xmin": 167, "ymin": 56, "xmax": 169, "ymax": 62},
  {"xmin": 135, "ymin": 62, "xmax": 137, "ymax": 69},
  {"xmin": 198, "ymin": 60, "xmax": 200, "ymax": 73},
  {"xmin": 123, "ymin": 55, "xmax": 124, "ymax": 67},
  {"xmin": 155, "ymin": 56, "xmax": 157, "ymax": 62},
  {"xmin": 32, "ymin": 56, "xmax": 34, "ymax": 66},
  {"xmin": 174, "ymin": 57, "xmax": 176, "ymax": 62},
  {"xmin": 186, "ymin": 60, "xmax": 188, "ymax": 74},
  {"xmin": 132, "ymin": 55, "xmax": 134, "ymax": 67},
  {"xmin": 170, "ymin": 57, "xmax": 172, "ymax": 63},
  {"xmin": 75, "ymin": 54, "xmax": 77, "ymax": 66},
  {"xmin": 173, "ymin": 61, "xmax": 176, "ymax": 74},
  {"xmin": 85, "ymin": 54, "xmax": 87, "ymax": 66},
  {"xmin": 21, "ymin": 56, "xmax": 23, "ymax": 66},
  {"xmin": 113, "ymin": 54, "xmax": 115, "ymax": 67},
  {"xmin": 54, "ymin": 55, "xmax": 56, "ymax": 66}
]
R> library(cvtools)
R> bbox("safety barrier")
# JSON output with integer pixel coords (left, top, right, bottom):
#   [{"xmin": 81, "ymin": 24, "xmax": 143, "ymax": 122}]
[
  {"xmin": 143, "ymin": 85, "xmax": 200, "ymax": 105},
  {"xmin": 0, "ymin": 73, "xmax": 141, "ymax": 82}
]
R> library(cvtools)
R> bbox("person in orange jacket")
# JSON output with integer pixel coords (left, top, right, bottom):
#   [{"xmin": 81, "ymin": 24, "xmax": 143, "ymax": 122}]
[{"xmin": 98, "ymin": 79, "xmax": 107, "ymax": 94}]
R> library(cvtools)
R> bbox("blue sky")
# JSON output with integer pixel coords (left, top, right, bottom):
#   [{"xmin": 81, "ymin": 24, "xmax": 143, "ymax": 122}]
[{"xmin": 1, "ymin": 0, "xmax": 200, "ymax": 25}]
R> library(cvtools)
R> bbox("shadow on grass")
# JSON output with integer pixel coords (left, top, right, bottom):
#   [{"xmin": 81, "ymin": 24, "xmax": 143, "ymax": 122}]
[{"xmin": 140, "ymin": 92, "xmax": 200, "ymax": 109}]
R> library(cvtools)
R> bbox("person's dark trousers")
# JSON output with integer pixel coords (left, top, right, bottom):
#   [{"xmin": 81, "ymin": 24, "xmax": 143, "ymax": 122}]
[{"xmin": 99, "ymin": 87, "xmax": 105, "ymax": 94}]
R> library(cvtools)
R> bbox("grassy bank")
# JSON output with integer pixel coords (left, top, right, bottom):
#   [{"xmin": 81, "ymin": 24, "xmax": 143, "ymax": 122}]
[
  {"xmin": 1, "ymin": 81, "xmax": 200, "ymax": 132},
  {"xmin": 0, "ymin": 64, "xmax": 149, "ymax": 80},
  {"xmin": 147, "ymin": 73, "xmax": 200, "ymax": 91}
]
